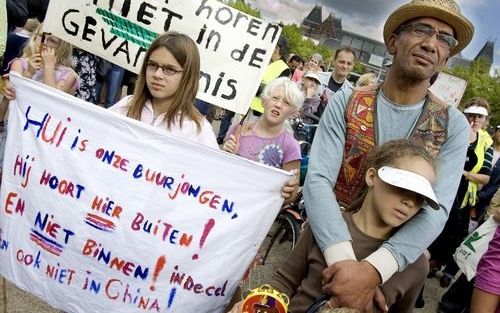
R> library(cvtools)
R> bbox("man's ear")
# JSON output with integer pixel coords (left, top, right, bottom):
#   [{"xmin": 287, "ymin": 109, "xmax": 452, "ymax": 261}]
[
  {"xmin": 365, "ymin": 167, "xmax": 377, "ymax": 187},
  {"xmin": 387, "ymin": 34, "xmax": 398, "ymax": 55}
]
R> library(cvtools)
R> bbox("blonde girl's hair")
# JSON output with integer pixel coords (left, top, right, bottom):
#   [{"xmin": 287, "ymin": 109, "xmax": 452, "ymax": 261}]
[
  {"xmin": 22, "ymin": 24, "xmax": 73, "ymax": 68},
  {"xmin": 356, "ymin": 73, "xmax": 377, "ymax": 87},
  {"xmin": 24, "ymin": 18, "xmax": 40, "ymax": 33},
  {"xmin": 127, "ymin": 31, "xmax": 202, "ymax": 132},
  {"xmin": 261, "ymin": 77, "xmax": 304, "ymax": 110}
]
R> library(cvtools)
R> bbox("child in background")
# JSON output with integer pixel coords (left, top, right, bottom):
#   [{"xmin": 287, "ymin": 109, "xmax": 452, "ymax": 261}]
[
  {"xmin": 0, "ymin": 18, "xmax": 40, "ymax": 75},
  {"xmin": 7, "ymin": 24, "xmax": 79, "ymax": 94},
  {"xmin": 304, "ymin": 53, "xmax": 323, "ymax": 73},
  {"xmin": 108, "ymin": 31, "xmax": 218, "ymax": 148},
  {"xmin": 299, "ymin": 72, "xmax": 321, "ymax": 123},
  {"xmin": 355, "ymin": 72, "xmax": 377, "ymax": 87},
  {"xmin": 222, "ymin": 77, "xmax": 302, "ymax": 194},
  {"xmin": 1, "ymin": 24, "xmax": 79, "ymax": 119},
  {"xmin": 228, "ymin": 139, "xmax": 437, "ymax": 313},
  {"xmin": 1, "ymin": 24, "xmax": 79, "ymax": 180}
]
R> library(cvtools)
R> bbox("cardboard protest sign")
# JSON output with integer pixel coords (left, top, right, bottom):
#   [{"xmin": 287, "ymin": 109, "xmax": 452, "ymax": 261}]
[
  {"xmin": 429, "ymin": 72, "xmax": 468, "ymax": 108},
  {"xmin": 0, "ymin": 73, "xmax": 290, "ymax": 312},
  {"xmin": 43, "ymin": 0, "xmax": 282, "ymax": 114}
]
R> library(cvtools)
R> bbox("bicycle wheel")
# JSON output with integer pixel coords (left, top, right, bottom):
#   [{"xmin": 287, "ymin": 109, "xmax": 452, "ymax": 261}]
[{"xmin": 243, "ymin": 212, "xmax": 302, "ymax": 289}]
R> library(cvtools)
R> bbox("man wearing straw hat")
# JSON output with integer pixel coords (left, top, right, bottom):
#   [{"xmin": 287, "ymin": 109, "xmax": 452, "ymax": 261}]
[{"xmin": 303, "ymin": 0, "xmax": 474, "ymax": 310}]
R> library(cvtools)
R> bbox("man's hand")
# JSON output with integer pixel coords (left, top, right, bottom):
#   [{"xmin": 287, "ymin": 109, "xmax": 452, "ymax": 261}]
[{"xmin": 322, "ymin": 260, "xmax": 382, "ymax": 313}]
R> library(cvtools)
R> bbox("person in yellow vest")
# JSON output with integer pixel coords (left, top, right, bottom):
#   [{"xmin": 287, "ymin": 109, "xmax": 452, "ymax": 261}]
[
  {"xmin": 303, "ymin": 0, "xmax": 474, "ymax": 310},
  {"xmin": 217, "ymin": 36, "xmax": 291, "ymax": 144},
  {"xmin": 249, "ymin": 35, "xmax": 291, "ymax": 116},
  {"xmin": 427, "ymin": 97, "xmax": 493, "ymax": 312}
]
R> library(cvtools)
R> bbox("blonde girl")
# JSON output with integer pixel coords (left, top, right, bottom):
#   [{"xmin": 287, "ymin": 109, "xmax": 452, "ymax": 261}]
[
  {"xmin": 223, "ymin": 77, "xmax": 303, "ymax": 200},
  {"xmin": 9, "ymin": 24, "xmax": 79, "ymax": 94}
]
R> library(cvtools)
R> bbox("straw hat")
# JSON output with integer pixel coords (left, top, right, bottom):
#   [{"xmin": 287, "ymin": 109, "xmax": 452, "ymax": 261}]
[{"xmin": 383, "ymin": 0, "xmax": 474, "ymax": 56}]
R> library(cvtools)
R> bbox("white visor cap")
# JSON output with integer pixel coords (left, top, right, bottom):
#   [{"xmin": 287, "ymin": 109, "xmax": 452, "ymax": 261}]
[
  {"xmin": 378, "ymin": 166, "xmax": 439, "ymax": 210},
  {"xmin": 463, "ymin": 106, "xmax": 488, "ymax": 116}
]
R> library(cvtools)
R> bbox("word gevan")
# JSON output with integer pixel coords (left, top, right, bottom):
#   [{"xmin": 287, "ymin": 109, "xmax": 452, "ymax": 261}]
[{"xmin": 62, "ymin": 9, "xmax": 145, "ymax": 67}]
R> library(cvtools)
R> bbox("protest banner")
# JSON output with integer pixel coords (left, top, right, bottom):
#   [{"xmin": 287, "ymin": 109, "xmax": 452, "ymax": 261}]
[
  {"xmin": 428, "ymin": 72, "xmax": 468, "ymax": 108},
  {"xmin": 43, "ymin": 0, "xmax": 282, "ymax": 114},
  {"xmin": 0, "ymin": 73, "xmax": 290, "ymax": 312}
]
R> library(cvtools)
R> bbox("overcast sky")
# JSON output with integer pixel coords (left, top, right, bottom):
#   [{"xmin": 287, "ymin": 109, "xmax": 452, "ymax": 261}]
[{"xmin": 246, "ymin": 0, "xmax": 500, "ymax": 73}]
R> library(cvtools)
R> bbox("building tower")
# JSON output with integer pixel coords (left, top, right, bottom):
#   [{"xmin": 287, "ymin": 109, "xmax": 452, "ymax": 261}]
[
  {"xmin": 474, "ymin": 40, "xmax": 495, "ymax": 72},
  {"xmin": 300, "ymin": 5, "xmax": 323, "ymax": 39}
]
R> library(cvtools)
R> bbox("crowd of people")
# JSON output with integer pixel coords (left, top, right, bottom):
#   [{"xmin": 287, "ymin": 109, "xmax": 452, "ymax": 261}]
[{"xmin": 0, "ymin": 0, "xmax": 499, "ymax": 312}]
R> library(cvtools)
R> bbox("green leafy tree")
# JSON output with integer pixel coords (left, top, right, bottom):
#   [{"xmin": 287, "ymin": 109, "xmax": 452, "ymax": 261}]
[
  {"xmin": 446, "ymin": 59, "xmax": 500, "ymax": 128},
  {"xmin": 221, "ymin": 0, "xmax": 261, "ymax": 18},
  {"xmin": 281, "ymin": 24, "xmax": 332, "ymax": 63},
  {"xmin": 216, "ymin": 5, "xmax": 334, "ymax": 64},
  {"xmin": 352, "ymin": 62, "xmax": 367, "ymax": 75}
]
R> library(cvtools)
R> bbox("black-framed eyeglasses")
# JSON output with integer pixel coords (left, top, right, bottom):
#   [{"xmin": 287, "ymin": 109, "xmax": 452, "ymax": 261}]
[
  {"xmin": 397, "ymin": 23, "xmax": 458, "ymax": 50},
  {"xmin": 40, "ymin": 32, "xmax": 52, "ymax": 43},
  {"xmin": 146, "ymin": 61, "xmax": 183, "ymax": 76}
]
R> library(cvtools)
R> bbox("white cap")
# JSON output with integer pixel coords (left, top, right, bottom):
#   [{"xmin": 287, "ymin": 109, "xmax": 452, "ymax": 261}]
[
  {"xmin": 378, "ymin": 166, "xmax": 439, "ymax": 210},
  {"xmin": 304, "ymin": 72, "xmax": 321, "ymax": 84},
  {"xmin": 463, "ymin": 106, "xmax": 488, "ymax": 116}
]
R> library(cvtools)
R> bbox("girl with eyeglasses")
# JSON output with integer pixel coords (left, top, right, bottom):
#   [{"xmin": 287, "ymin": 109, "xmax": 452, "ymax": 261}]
[{"xmin": 108, "ymin": 31, "xmax": 218, "ymax": 148}]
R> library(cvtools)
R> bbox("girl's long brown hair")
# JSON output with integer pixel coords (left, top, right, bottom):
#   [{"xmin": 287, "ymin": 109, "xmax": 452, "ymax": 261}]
[{"xmin": 127, "ymin": 32, "xmax": 202, "ymax": 131}]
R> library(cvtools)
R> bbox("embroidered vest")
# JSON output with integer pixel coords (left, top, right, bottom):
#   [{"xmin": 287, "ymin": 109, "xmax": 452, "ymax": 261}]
[{"xmin": 335, "ymin": 88, "xmax": 449, "ymax": 211}]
